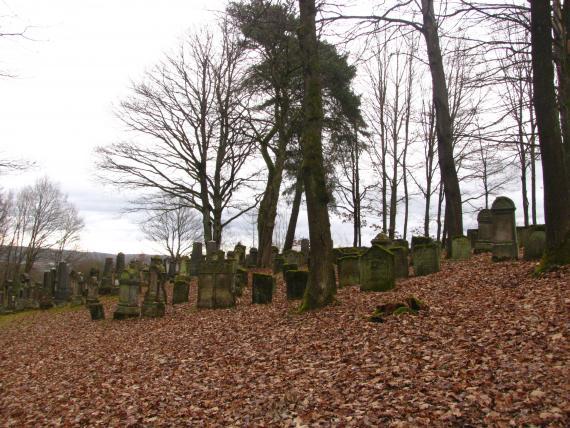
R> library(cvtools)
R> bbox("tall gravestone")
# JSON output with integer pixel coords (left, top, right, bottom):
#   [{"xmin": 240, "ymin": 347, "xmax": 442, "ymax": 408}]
[
  {"xmin": 467, "ymin": 229, "xmax": 478, "ymax": 248},
  {"xmin": 247, "ymin": 248, "xmax": 258, "ymax": 267},
  {"xmin": 413, "ymin": 243, "xmax": 440, "ymax": 276},
  {"xmin": 86, "ymin": 276, "xmax": 105, "ymax": 321},
  {"xmin": 234, "ymin": 244, "xmax": 246, "ymax": 266},
  {"xmin": 388, "ymin": 245, "xmax": 409, "ymax": 279},
  {"xmin": 273, "ymin": 255, "xmax": 285, "ymax": 274},
  {"xmin": 451, "ymin": 236, "xmax": 471, "ymax": 260},
  {"xmin": 285, "ymin": 270, "xmax": 308, "ymax": 300},
  {"xmin": 359, "ymin": 245, "xmax": 395, "ymax": 292},
  {"xmin": 39, "ymin": 270, "xmax": 54, "ymax": 309},
  {"xmin": 206, "ymin": 241, "xmax": 218, "ymax": 260},
  {"xmin": 54, "ymin": 261, "xmax": 71, "ymax": 303},
  {"xmin": 338, "ymin": 254, "xmax": 360, "ymax": 287},
  {"xmin": 114, "ymin": 266, "xmax": 141, "ymax": 319},
  {"xmin": 197, "ymin": 259, "xmax": 235, "ymax": 309},
  {"xmin": 116, "ymin": 252, "xmax": 126, "ymax": 277},
  {"xmin": 141, "ymin": 256, "xmax": 166, "ymax": 317},
  {"xmin": 100, "ymin": 257, "xmax": 114, "ymax": 294},
  {"xmin": 252, "ymin": 273, "xmax": 274, "ymax": 304},
  {"xmin": 70, "ymin": 271, "xmax": 84, "ymax": 305},
  {"xmin": 474, "ymin": 209, "xmax": 493, "ymax": 253},
  {"xmin": 491, "ymin": 196, "xmax": 518, "ymax": 261},
  {"xmin": 190, "ymin": 242, "xmax": 203, "ymax": 275},
  {"xmin": 524, "ymin": 226, "xmax": 546, "ymax": 260}
]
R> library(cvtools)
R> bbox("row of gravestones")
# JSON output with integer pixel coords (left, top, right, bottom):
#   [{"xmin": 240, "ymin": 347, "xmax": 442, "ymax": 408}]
[
  {"xmin": 334, "ymin": 233, "xmax": 441, "ymax": 291},
  {"xmin": 467, "ymin": 196, "xmax": 546, "ymax": 261}
]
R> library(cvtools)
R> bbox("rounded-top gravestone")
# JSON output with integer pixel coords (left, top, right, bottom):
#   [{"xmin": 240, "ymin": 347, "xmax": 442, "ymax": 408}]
[{"xmin": 490, "ymin": 196, "xmax": 518, "ymax": 261}]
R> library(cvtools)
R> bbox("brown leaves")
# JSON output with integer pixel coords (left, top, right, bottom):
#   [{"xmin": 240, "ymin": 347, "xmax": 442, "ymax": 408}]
[{"xmin": 0, "ymin": 258, "xmax": 569, "ymax": 426}]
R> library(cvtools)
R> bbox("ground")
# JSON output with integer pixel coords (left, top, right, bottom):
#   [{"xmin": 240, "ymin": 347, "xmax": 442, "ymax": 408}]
[{"xmin": 0, "ymin": 255, "xmax": 569, "ymax": 427}]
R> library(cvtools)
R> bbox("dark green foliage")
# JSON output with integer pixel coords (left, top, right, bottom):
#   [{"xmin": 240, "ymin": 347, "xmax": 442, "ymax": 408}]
[{"xmin": 368, "ymin": 296, "xmax": 428, "ymax": 323}]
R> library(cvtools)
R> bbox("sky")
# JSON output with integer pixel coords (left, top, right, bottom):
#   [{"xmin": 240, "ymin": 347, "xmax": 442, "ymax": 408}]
[{"xmin": 0, "ymin": 0, "xmax": 544, "ymax": 255}]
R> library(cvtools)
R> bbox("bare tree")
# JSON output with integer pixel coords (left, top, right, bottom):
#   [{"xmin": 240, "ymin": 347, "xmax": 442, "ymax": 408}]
[
  {"xmin": 97, "ymin": 23, "xmax": 258, "ymax": 247},
  {"xmin": 139, "ymin": 196, "xmax": 202, "ymax": 261}
]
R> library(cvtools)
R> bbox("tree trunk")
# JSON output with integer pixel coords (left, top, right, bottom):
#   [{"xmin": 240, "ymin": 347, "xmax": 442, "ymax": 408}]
[
  {"xmin": 531, "ymin": 140, "xmax": 537, "ymax": 225},
  {"xmin": 531, "ymin": 0, "xmax": 570, "ymax": 266},
  {"xmin": 436, "ymin": 183, "xmax": 444, "ymax": 241},
  {"xmin": 298, "ymin": 0, "xmax": 335, "ymax": 310},
  {"xmin": 421, "ymin": 0, "xmax": 463, "ymax": 253},
  {"xmin": 283, "ymin": 169, "xmax": 303, "ymax": 251}
]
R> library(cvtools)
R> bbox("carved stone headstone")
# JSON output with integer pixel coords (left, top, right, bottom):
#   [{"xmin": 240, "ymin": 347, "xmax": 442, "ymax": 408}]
[
  {"xmin": 39, "ymin": 270, "xmax": 55, "ymax": 309},
  {"xmin": 272, "ymin": 255, "xmax": 285, "ymax": 274},
  {"xmin": 451, "ymin": 236, "xmax": 471, "ymax": 260},
  {"xmin": 172, "ymin": 276, "xmax": 190, "ymax": 305},
  {"xmin": 70, "ymin": 271, "xmax": 84, "ymax": 305},
  {"xmin": 359, "ymin": 245, "xmax": 395, "ymax": 292},
  {"xmin": 141, "ymin": 256, "xmax": 166, "ymax": 317},
  {"xmin": 54, "ymin": 261, "xmax": 71, "ymax": 303},
  {"xmin": 206, "ymin": 241, "xmax": 218, "ymax": 259},
  {"xmin": 246, "ymin": 248, "xmax": 258, "ymax": 267},
  {"xmin": 285, "ymin": 270, "xmax": 308, "ymax": 300},
  {"xmin": 100, "ymin": 257, "xmax": 114, "ymax": 295},
  {"xmin": 413, "ymin": 243, "xmax": 440, "ymax": 276},
  {"xmin": 190, "ymin": 242, "xmax": 203, "ymax": 275},
  {"xmin": 86, "ymin": 276, "xmax": 105, "ymax": 321},
  {"xmin": 474, "ymin": 209, "xmax": 493, "ymax": 253},
  {"xmin": 491, "ymin": 196, "xmax": 518, "ymax": 261},
  {"xmin": 234, "ymin": 267, "xmax": 248, "ymax": 297},
  {"xmin": 252, "ymin": 273, "xmax": 274, "ymax": 304},
  {"xmin": 234, "ymin": 243, "xmax": 246, "ymax": 266},
  {"xmin": 114, "ymin": 266, "xmax": 141, "ymax": 319},
  {"xmin": 197, "ymin": 260, "xmax": 235, "ymax": 309},
  {"xmin": 371, "ymin": 233, "xmax": 391, "ymax": 247},
  {"xmin": 388, "ymin": 245, "xmax": 409, "ymax": 279},
  {"xmin": 116, "ymin": 252, "xmax": 126, "ymax": 277},
  {"xmin": 338, "ymin": 254, "xmax": 360, "ymax": 287},
  {"xmin": 524, "ymin": 226, "xmax": 546, "ymax": 261}
]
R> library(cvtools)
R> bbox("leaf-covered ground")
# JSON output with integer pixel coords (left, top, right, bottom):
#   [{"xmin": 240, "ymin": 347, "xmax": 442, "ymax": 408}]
[{"xmin": 1, "ymin": 255, "xmax": 569, "ymax": 427}]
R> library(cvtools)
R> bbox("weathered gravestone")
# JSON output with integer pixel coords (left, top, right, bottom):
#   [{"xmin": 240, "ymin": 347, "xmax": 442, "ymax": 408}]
[
  {"xmin": 338, "ymin": 254, "xmax": 360, "ymax": 287},
  {"xmin": 39, "ymin": 270, "xmax": 55, "ymax": 309},
  {"xmin": 114, "ymin": 266, "xmax": 141, "ymax": 319},
  {"xmin": 179, "ymin": 256, "xmax": 190, "ymax": 277},
  {"xmin": 86, "ymin": 276, "xmax": 105, "ymax": 321},
  {"xmin": 234, "ymin": 243, "xmax": 246, "ymax": 266},
  {"xmin": 285, "ymin": 270, "xmax": 308, "ymax": 300},
  {"xmin": 467, "ymin": 229, "xmax": 478, "ymax": 248},
  {"xmin": 246, "ymin": 248, "xmax": 258, "ymax": 267},
  {"xmin": 70, "ymin": 271, "xmax": 84, "ymax": 306},
  {"xmin": 172, "ymin": 276, "xmax": 190, "ymax": 305},
  {"xmin": 54, "ymin": 261, "xmax": 71, "ymax": 303},
  {"xmin": 168, "ymin": 259, "xmax": 177, "ymax": 277},
  {"xmin": 359, "ymin": 246, "xmax": 395, "ymax": 292},
  {"xmin": 283, "ymin": 249, "xmax": 302, "ymax": 266},
  {"xmin": 197, "ymin": 259, "xmax": 235, "ymax": 309},
  {"xmin": 413, "ymin": 243, "xmax": 440, "ymax": 276},
  {"xmin": 141, "ymin": 256, "xmax": 166, "ymax": 318},
  {"xmin": 100, "ymin": 257, "xmax": 114, "ymax": 295},
  {"xmin": 116, "ymin": 252, "xmax": 126, "ymax": 277},
  {"xmin": 371, "ymin": 233, "xmax": 392, "ymax": 247},
  {"xmin": 517, "ymin": 226, "xmax": 531, "ymax": 248},
  {"xmin": 206, "ymin": 241, "xmax": 218, "ymax": 259},
  {"xmin": 451, "ymin": 236, "xmax": 471, "ymax": 260},
  {"xmin": 282, "ymin": 263, "xmax": 298, "ymax": 275},
  {"xmin": 491, "ymin": 196, "xmax": 518, "ymax": 261},
  {"xmin": 388, "ymin": 245, "xmax": 409, "ymax": 279},
  {"xmin": 474, "ymin": 209, "xmax": 493, "ymax": 253},
  {"xmin": 190, "ymin": 242, "xmax": 203, "ymax": 275},
  {"xmin": 252, "ymin": 273, "xmax": 274, "ymax": 304},
  {"xmin": 524, "ymin": 226, "xmax": 546, "ymax": 261},
  {"xmin": 272, "ymin": 255, "xmax": 285, "ymax": 274},
  {"xmin": 234, "ymin": 267, "xmax": 248, "ymax": 297}
]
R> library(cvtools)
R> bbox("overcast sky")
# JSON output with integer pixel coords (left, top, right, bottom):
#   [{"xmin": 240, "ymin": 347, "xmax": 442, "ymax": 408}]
[{"xmin": 0, "ymin": 0, "xmax": 544, "ymax": 255}]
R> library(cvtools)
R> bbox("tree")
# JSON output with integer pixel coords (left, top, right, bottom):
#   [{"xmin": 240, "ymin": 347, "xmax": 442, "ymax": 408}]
[
  {"xmin": 139, "ymin": 196, "xmax": 202, "ymax": 261},
  {"xmin": 530, "ymin": 1, "xmax": 570, "ymax": 267},
  {"xmin": 97, "ymin": 23, "xmax": 257, "ymax": 247},
  {"xmin": 297, "ymin": 0, "xmax": 335, "ymax": 310}
]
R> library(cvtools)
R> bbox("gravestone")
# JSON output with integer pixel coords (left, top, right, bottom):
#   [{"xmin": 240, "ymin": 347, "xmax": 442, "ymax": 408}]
[
  {"xmin": 517, "ymin": 226, "xmax": 530, "ymax": 248},
  {"xmin": 141, "ymin": 256, "xmax": 166, "ymax": 318},
  {"xmin": 413, "ymin": 243, "xmax": 440, "ymax": 276},
  {"xmin": 116, "ymin": 252, "xmax": 126, "ymax": 277},
  {"xmin": 371, "ymin": 233, "xmax": 391, "ymax": 247},
  {"xmin": 300, "ymin": 239, "xmax": 310, "ymax": 265},
  {"xmin": 282, "ymin": 263, "xmax": 298, "ymax": 274},
  {"xmin": 285, "ymin": 270, "xmax": 308, "ymax": 300},
  {"xmin": 338, "ymin": 254, "xmax": 360, "ymax": 287},
  {"xmin": 168, "ymin": 259, "xmax": 177, "ymax": 277},
  {"xmin": 39, "ymin": 270, "xmax": 54, "ymax": 309},
  {"xmin": 467, "ymin": 229, "xmax": 478, "ymax": 248},
  {"xmin": 190, "ymin": 242, "xmax": 203, "ymax": 275},
  {"xmin": 86, "ymin": 276, "xmax": 105, "ymax": 321},
  {"xmin": 252, "ymin": 273, "xmax": 274, "ymax": 304},
  {"xmin": 100, "ymin": 257, "xmax": 114, "ymax": 295},
  {"xmin": 234, "ymin": 243, "xmax": 246, "ymax": 266},
  {"xmin": 70, "ymin": 271, "xmax": 84, "ymax": 305},
  {"xmin": 197, "ymin": 259, "xmax": 235, "ymax": 309},
  {"xmin": 179, "ymin": 256, "xmax": 190, "ymax": 277},
  {"xmin": 359, "ymin": 245, "xmax": 395, "ymax": 292},
  {"xmin": 474, "ymin": 209, "xmax": 493, "ymax": 253},
  {"xmin": 272, "ymin": 255, "xmax": 285, "ymax": 274},
  {"xmin": 283, "ymin": 249, "xmax": 302, "ymax": 266},
  {"xmin": 172, "ymin": 276, "xmax": 190, "ymax": 305},
  {"xmin": 246, "ymin": 248, "xmax": 258, "ymax": 267},
  {"xmin": 524, "ymin": 227, "xmax": 546, "ymax": 261},
  {"xmin": 491, "ymin": 196, "xmax": 518, "ymax": 261},
  {"xmin": 451, "ymin": 236, "xmax": 471, "ymax": 260},
  {"xmin": 54, "ymin": 261, "xmax": 71, "ymax": 303},
  {"xmin": 114, "ymin": 266, "xmax": 141, "ymax": 319},
  {"xmin": 234, "ymin": 267, "xmax": 248, "ymax": 297},
  {"xmin": 206, "ymin": 240, "xmax": 218, "ymax": 259},
  {"xmin": 411, "ymin": 236, "xmax": 433, "ymax": 253},
  {"xmin": 394, "ymin": 239, "xmax": 409, "ymax": 250},
  {"xmin": 388, "ymin": 245, "xmax": 409, "ymax": 279}
]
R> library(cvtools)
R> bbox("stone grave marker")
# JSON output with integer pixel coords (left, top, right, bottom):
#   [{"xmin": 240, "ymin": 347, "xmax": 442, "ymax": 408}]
[
  {"xmin": 524, "ymin": 226, "xmax": 546, "ymax": 261},
  {"xmin": 359, "ymin": 245, "xmax": 395, "ymax": 292},
  {"xmin": 413, "ymin": 243, "xmax": 440, "ymax": 276},
  {"xmin": 491, "ymin": 196, "xmax": 518, "ymax": 261},
  {"xmin": 197, "ymin": 259, "xmax": 236, "ymax": 309},
  {"xmin": 474, "ymin": 209, "xmax": 493, "ymax": 253},
  {"xmin": 451, "ymin": 236, "xmax": 471, "ymax": 260},
  {"xmin": 252, "ymin": 273, "xmax": 274, "ymax": 304},
  {"xmin": 114, "ymin": 266, "xmax": 141, "ymax": 319},
  {"xmin": 285, "ymin": 270, "xmax": 308, "ymax": 300},
  {"xmin": 141, "ymin": 256, "xmax": 166, "ymax": 317},
  {"xmin": 338, "ymin": 254, "xmax": 360, "ymax": 287}
]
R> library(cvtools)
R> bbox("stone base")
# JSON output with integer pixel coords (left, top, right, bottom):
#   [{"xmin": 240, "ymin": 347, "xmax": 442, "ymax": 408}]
[
  {"xmin": 492, "ymin": 242, "xmax": 518, "ymax": 262},
  {"xmin": 88, "ymin": 303, "xmax": 105, "ymax": 320},
  {"xmin": 113, "ymin": 305, "xmax": 140, "ymax": 319},
  {"xmin": 474, "ymin": 241, "xmax": 492, "ymax": 254},
  {"xmin": 141, "ymin": 301, "xmax": 165, "ymax": 318}
]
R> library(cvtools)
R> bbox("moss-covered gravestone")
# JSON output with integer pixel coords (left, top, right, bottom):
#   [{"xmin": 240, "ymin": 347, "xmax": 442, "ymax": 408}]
[
  {"xmin": 246, "ymin": 248, "xmax": 258, "ymax": 267},
  {"xmin": 285, "ymin": 270, "xmax": 308, "ymax": 300},
  {"xmin": 234, "ymin": 243, "xmax": 246, "ymax": 266},
  {"xmin": 86, "ymin": 276, "xmax": 105, "ymax": 321},
  {"xmin": 116, "ymin": 252, "xmax": 126, "ymax": 277},
  {"xmin": 283, "ymin": 249, "xmax": 301, "ymax": 266},
  {"xmin": 475, "ymin": 209, "xmax": 493, "ymax": 253},
  {"xmin": 491, "ymin": 196, "xmax": 518, "ymax": 261},
  {"xmin": 252, "ymin": 273, "xmax": 274, "ymax": 304},
  {"xmin": 272, "ymin": 255, "xmax": 285, "ymax": 274},
  {"xmin": 338, "ymin": 254, "xmax": 360, "ymax": 287},
  {"xmin": 100, "ymin": 257, "xmax": 114, "ymax": 295},
  {"xmin": 172, "ymin": 275, "xmax": 190, "ymax": 305},
  {"xmin": 114, "ymin": 267, "xmax": 141, "ymax": 319},
  {"xmin": 70, "ymin": 271, "xmax": 84, "ymax": 306},
  {"xmin": 359, "ymin": 245, "xmax": 395, "ymax": 292},
  {"xmin": 54, "ymin": 261, "xmax": 71, "ymax": 303},
  {"xmin": 467, "ymin": 229, "xmax": 478, "ymax": 248},
  {"xmin": 451, "ymin": 236, "xmax": 471, "ymax": 260},
  {"xmin": 141, "ymin": 257, "xmax": 166, "ymax": 318},
  {"xmin": 371, "ymin": 233, "xmax": 391, "ymax": 247},
  {"xmin": 197, "ymin": 260, "xmax": 235, "ymax": 309},
  {"xmin": 388, "ymin": 245, "xmax": 409, "ymax": 279},
  {"xmin": 524, "ymin": 227, "xmax": 546, "ymax": 260},
  {"xmin": 413, "ymin": 243, "xmax": 440, "ymax": 276},
  {"xmin": 190, "ymin": 242, "xmax": 203, "ymax": 275}
]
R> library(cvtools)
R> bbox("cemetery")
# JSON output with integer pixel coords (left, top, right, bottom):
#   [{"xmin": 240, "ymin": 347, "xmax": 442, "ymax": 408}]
[{"xmin": 1, "ymin": 0, "xmax": 569, "ymax": 425}]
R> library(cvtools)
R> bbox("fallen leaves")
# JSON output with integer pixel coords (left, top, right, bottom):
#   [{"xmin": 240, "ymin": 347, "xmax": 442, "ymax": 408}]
[{"xmin": 0, "ymin": 254, "xmax": 568, "ymax": 426}]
